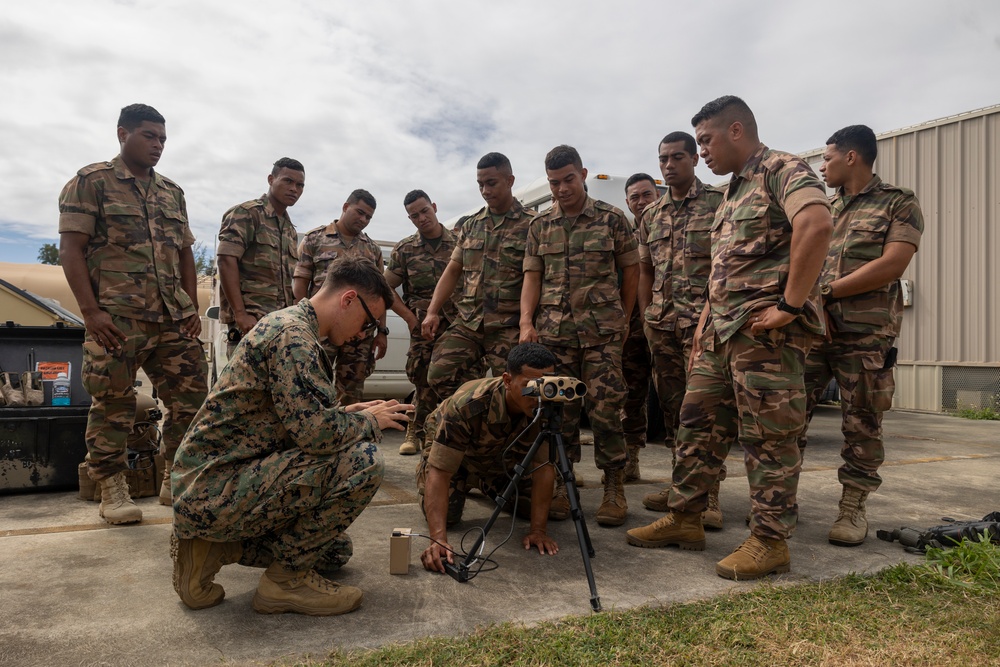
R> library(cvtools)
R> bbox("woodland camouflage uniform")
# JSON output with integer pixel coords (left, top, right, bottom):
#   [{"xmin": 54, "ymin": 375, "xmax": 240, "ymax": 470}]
[{"xmin": 295, "ymin": 223, "xmax": 383, "ymax": 405}]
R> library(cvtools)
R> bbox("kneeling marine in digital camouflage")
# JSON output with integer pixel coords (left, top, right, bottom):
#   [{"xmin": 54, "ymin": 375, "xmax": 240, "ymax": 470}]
[{"xmin": 171, "ymin": 256, "xmax": 412, "ymax": 616}]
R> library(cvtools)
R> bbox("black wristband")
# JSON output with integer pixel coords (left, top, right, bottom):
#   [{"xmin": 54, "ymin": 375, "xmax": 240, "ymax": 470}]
[{"xmin": 776, "ymin": 297, "xmax": 804, "ymax": 316}]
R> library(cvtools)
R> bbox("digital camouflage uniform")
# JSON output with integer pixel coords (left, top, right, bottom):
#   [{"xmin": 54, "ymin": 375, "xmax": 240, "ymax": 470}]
[
  {"xmin": 295, "ymin": 223, "xmax": 384, "ymax": 405},
  {"xmin": 666, "ymin": 144, "xmax": 830, "ymax": 541},
  {"xmin": 427, "ymin": 202, "xmax": 533, "ymax": 400},
  {"xmin": 524, "ymin": 197, "xmax": 639, "ymax": 471},
  {"xmin": 217, "ymin": 195, "xmax": 299, "ymax": 357},
  {"xmin": 799, "ymin": 176, "xmax": 923, "ymax": 492},
  {"xmin": 416, "ymin": 377, "xmax": 545, "ymax": 521},
  {"xmin": 58, "ymin": 156, "xmax": 209, "ymax": 481},
  {"xmin": 172, "ymin": 300, "xmax": 384, "ymax": 572},
  {"xmin": 639, "ymin": 180, "xmax": 724, "ymax": 448},
  {"xmin": 386, "ymin": 228, "xmax": 458, "ymax": 437}
]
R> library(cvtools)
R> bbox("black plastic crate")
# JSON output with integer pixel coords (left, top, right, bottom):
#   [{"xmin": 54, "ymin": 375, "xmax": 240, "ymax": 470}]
[{"xmin": 0, "ymin": 406, "xmax": 89, "ymax": 493}]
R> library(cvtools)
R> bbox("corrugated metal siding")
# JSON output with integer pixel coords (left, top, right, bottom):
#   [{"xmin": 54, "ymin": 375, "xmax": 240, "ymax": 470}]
[{"xmin": 878, "ymin": 110, "xmax": 1000, "ymax": 365}]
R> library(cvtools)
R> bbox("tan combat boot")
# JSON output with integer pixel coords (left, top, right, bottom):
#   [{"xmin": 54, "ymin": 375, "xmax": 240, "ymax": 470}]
[
  {"xmin": 595, "ymin": 469, "xmax": 628, "ymax": 527},
  {"xmin": 702, "ymin": 481, "xmax": 723, "ymax": 529},
  {"xmin": 171, "ymin": 533, "xmax": 243, "ymax": 609},
  {"xmin": 715, "ymin": 534, "xmax": 790, "ymax": 580},
  {"xmin": 158, "ymin": 459, "xmax": 173, "ymax": 506},
  {"xmin": 252, "ymin": 562, "xmax": 363, "ymax": 616},
  {"xmin": 398, "ymin": 419, "xmax": 421, "ymax": 456},
  {"xmin": 549, "ymin": 476, "xmax": 570, "ymax": 521},
  {"xmin": 642, "ymin": 486, "xmax": 671, "ymax": 512},
  {"xmin": 626, "ymin": 511, "xmax": 705, "ymax": 549},
  {"xmin": 623, "ymin": 444, "xmax": 641, "ymax": 482},
  {"xmin": 828, "ymin": 486, "xmax": 870, "ymax": 547},
  {"xmin": 98, "ymin": 471, "xmax": 142, "ymax": 525}
]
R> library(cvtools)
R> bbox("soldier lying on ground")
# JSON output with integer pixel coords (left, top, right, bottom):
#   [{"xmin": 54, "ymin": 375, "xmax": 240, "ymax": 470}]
[
  {"xmin": 417, "ymin": 342, "xmax": 561, "ymax": 573},
  {"xmin": 170, "ymin": 256, "xmax": 412, "ymax": 616}
]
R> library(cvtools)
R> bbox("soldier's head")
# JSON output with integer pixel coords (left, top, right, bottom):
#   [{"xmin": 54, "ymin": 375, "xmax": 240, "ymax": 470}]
[
  {"xmin": 545, "ymin": 145, "xmax": 588, "ymax": 214},
  {"xmin": 313, "ymin": 256, "xmax": 394, "ymax": 345},
  {"xmin": 117, "ymin": 103, "xmax": 167, "ymax": 174},
  {"xmin": 339, "ymin": 189, "xmax": 377, "ymax": 237},
  {"xmin": 403, "ymin": 190, "xmax": 442, "ymax": 238},
  {"xmin": 691, "ymin": 95, "xmax": 759, "ymax": 176},
  {"xmin": 503, "ymin": 343, "xmax": 557, "ymax": 417},
  {"xmin": 658, "ymin": 131, "xmax": 699, "ymax": 191},
  {"xmin": 821, "ymin": 125, "xmax": 877, "ymax": 189},
  {"xmin": 624, "ymin": 173, "xmax": 659, "ymax": 220},
  {"xmin": 267, "ymin": 158, "xmax": 305, "ymax": 211},
  {"xmin": 476, "ymin": 152, "xmax": 515, "ymax": 214}
]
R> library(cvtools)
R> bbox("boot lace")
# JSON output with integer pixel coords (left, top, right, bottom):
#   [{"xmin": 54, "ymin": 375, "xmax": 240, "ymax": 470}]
[{"xmin": 736, "ymin": 536, "xmax": 773, "ymax": 564}]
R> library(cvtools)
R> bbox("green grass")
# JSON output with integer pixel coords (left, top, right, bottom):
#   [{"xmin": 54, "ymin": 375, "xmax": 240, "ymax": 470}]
[
  {"xmin": 285, "ymin": 536, "xmax": 1000, "ymax": 667},
  {"xmin": 955, "ymin": 405, "xmax": 1000, "ymax": 420}
]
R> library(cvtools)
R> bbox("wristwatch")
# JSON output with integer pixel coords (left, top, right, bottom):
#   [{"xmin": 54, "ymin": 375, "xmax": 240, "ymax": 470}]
[
  {"xmin": 820, "ymin": 283, "xmax": 835, "ymax": 301},
  {"xmin": 377, "ymin": 324, "xmax": 390, "ymax": 336},
  {"xmin": 776, "ymin": 297, "xmax": 804, "ymax": 316}
]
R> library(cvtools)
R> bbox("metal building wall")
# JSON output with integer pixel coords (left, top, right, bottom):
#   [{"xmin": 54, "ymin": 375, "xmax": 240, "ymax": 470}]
[{"xmin": 801, "ymin": 105, "xmax": 1000, "ymax": 412}]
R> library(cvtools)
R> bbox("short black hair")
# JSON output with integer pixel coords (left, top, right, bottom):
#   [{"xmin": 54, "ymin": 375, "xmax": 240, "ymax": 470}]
[
  {"xmin": 118, "ymin": 104, "xmax": 165, "ymax": 131},
  {"xmin": 506, "ymin": 342, "xmax": 557, "ymax": 376},
  {"xmin": 544, "ymin": 145, "xmax": 583, "ymax": 171},
  {"xmin": 320, "ymin": 256, "xmax": 395, "ymax": 308},
  {"xmin": 346, "ymin": 188, "xmax": 377, "ymax": 210},
  {"xmin": 477, "ymin": 152, "xmax": 512, "ymax": 173},
  {"xmin": 403, "ymin": 189, "xmax": 431, "ymax": 207},
  {"xmin": 691, "ymin": 95, "xmax": 757, "ymax": 138},
  {"xmin": 625, "ymin": 173, "xmax": 658, "ymax": 192},
  {"xmin": 827, "ymin": 125, "xmax": 878, "ymax": 166},
  {"xmin": 271, "ymin": 157, "xmax": 304, "ymax": 176},
  {"xmin": 660, "ymin": 131, "xmax": 697, "ymax": 156}
]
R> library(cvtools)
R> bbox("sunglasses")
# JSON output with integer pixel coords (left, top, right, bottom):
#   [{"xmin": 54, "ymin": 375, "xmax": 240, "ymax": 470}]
[{"xmin": 356, "ymin": 294, "xmax": 379, "ymax": 332}]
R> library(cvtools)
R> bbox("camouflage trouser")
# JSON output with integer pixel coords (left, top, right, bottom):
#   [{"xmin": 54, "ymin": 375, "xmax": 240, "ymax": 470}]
[
  {"xmin": 547, "ymin": 342, "xmax": 627, "ymax": 471},
  {"xmin": 668, "ymin": 323, "xmax": 814, "ymax": 541},
  {"xmin": 800, "ymin": 332, "xmax": 896, "ymax": 492},
  {"xmin": 426, "ymin": 322, "xmax": 513, "ymax": 402},
  {"xmin": 82, "ymin": 315, "xmax": 208, "ymax": 481},
  {"xmin": 646, "ymin": 323, "xmax": 732, "ymax": 479},
  {"xmin": 621, "ymin": 312, "xmax": 651, "ymax": 450},
  {"xmin": 324, "ymin": 334, "xmax": 376, "ymax": 406},
  {"xmin": 644, "ymin": 324, "xmax": 695, "ymax": 447},
  {"xmin": 405, "ymin": 322, "xmax": 448, "ymax": 435},
  {"xmin": 175, "ymin": 442, "xmax": 383, "ymax": 572}
]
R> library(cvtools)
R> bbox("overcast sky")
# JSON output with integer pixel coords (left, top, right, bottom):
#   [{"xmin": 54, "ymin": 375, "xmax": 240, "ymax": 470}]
[{"xmin": 1, "ymin": 0, "xmax": 997, "ymax": 264}]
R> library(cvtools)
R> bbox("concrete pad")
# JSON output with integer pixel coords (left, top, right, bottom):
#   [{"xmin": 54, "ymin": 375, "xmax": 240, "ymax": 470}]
[{"xmin": 1, "ymin": 407, "xmax": 997, "ymax": 666}]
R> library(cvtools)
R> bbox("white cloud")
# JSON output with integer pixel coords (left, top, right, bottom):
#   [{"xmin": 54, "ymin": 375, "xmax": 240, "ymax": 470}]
[{"xmin": 1, "ymin": 0, "xmax": 998, "ymax": 260}]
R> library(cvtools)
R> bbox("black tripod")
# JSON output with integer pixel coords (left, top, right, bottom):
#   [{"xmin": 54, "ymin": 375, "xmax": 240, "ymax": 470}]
[{"xmin": 444, "ymin": 400, "xmax": 602, "ymax": 612}]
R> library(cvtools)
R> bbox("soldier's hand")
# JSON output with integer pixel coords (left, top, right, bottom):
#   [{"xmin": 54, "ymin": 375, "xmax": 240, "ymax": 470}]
[
  {"xmin": 365, "ymin": 399, "xmax": 414, "ymax": 431},
  {"xmin": 373, "ymin": 332, "xmax": 388, "ymax": 360},
  {"xmin": 749, "ymin": 307, "xmax": 794, "ymax": 336},
  {"xmin": 519, "ymin": 324, "xmax": 539, "ymax": 344},
  {"xmin": 421, "ymin": 540, "xmax": 454, "ymax": 573},
  {"xmin": 421, "ymin": 313, "xmax": 440, "ymax": 341},
  {"xmin": 404, "ymin": 313, "xmax": 421, "ymax": 339},
  {"xmin": 345, "ymin": 400, "xmax": 384, "ymax": 413},
  {"xmin": 84, "ymin": 310, "xmax": 127, "ymax": 351},
  {"xmin": 235, "ymin": 312, "xmax": 258, "ymax": 335},
  {"xmin": 180, "ymin": 313, "xmax": 202, "ymax": 338},
  {"xmin": 523, "ymin": 531, "xmax": 559, "ymax": 555}
]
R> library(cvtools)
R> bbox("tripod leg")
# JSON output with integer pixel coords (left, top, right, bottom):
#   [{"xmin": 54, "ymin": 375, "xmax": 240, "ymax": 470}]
[{"xmin": 553, "ymin": 434, "xmax": 602, "ymax": 612}]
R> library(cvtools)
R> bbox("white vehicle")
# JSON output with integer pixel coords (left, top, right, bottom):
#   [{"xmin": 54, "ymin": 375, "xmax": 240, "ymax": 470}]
[{"xmin": 204, "ymin": 241, "xmax": 413, "ymax": 401}]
